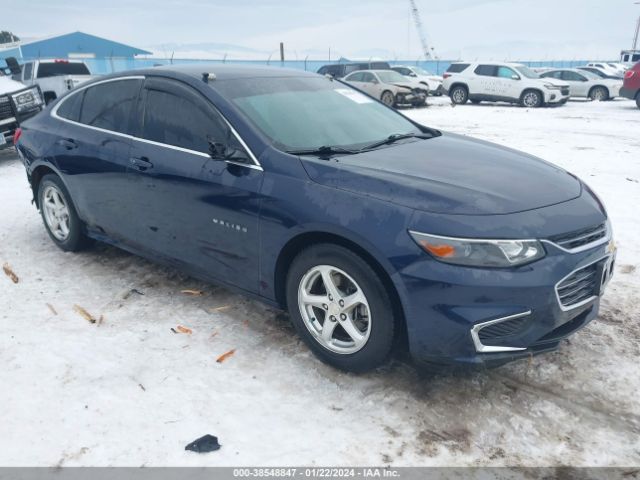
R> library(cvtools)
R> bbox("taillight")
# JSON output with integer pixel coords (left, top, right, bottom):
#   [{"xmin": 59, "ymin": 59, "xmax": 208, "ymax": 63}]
[
  {"xmin": 443, "ymin": 73, "xmax": 451, "ymax": 79},
  {"xmin": 624, "ymin": 70, "xmax": 635, "ymax": 79},
  {"xmin": 13, "ymin": 128, "xmax": 22, "ymax": 144}
]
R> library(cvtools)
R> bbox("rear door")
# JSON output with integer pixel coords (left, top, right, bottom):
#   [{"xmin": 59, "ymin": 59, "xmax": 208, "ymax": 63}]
[
  {"xmin": 50, "ymin": 77, "xmax": 142, "ymax": 240},
  {"xmin": 126, "ymin": 77, "xmax": 264, "ymax": 291}
]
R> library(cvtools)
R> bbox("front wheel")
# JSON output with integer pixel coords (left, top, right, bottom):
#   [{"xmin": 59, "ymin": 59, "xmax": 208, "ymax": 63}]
[
  {"xmin": 381, "ymin": 90, "xmax": 395, "ymax": 107},
  {"xmin": 521, "ymin": 90, "xmax": 542, "ymax": 108},
  {"xmin": 38, "ymin": 174, "xmax": 92, "ymax": 252},
  {"xmin": 286, "ymin": 244, "xmax": 396, "ymax": 372}
]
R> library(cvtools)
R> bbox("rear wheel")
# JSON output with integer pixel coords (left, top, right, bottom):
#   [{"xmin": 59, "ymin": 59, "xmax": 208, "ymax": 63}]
[
  {"xmin": 381, "ymin": 90, "xmax": 395, "ymax": 107},
  {"xmin": 285, "ymin": 244, "xmax": 396, "ymax": 372},
  {"xmin": 450, "ymin": 85, "xmax": 468, "ymax": 104},
  {"xmin": 38, "ymin": 174, "xmax": 92, "ymax": 252},
  {"xmin": 521, "ymin": 90, "xmax": 542, "ymax": 108},
  {"xmin": 589, "ymin": 86, "xmax": 609, "ymax": 101}
]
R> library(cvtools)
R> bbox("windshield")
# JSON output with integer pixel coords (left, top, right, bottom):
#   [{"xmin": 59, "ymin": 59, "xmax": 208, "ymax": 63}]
[
  {"xmin": 515, "ymin": 66, "xmax": 539, "ymax": 79},
  {"xmin": 376, "ymin": 71, "xmax": 409, "ymax": 83},
  {"xmin": 214, "ymin": 76, "xmax": 422, "ymax": 151},
  {"xmin": 413, "ymin": 67, "xmax": 435, "ymax": 76}
]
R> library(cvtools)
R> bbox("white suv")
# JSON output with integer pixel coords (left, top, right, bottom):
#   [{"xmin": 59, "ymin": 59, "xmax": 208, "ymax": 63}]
[{"xmin": 442, "ymin": 62, "xmax": 570, "ymax": 108}]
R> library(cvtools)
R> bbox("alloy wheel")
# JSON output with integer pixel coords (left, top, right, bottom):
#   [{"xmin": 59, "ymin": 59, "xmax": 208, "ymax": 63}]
[
  {"xmin": 523, "ymin": 91, "xmax": 541, "ymax": 107},
  {"xmin": 42, "ymin": 185, "xmax": 71, "ymax": 241},
  {"xmin": 297, "ymin": 265, "xmax": 372, "ymax": 354}
]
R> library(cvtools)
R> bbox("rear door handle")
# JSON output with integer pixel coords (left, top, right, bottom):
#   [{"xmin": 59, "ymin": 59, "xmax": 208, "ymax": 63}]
[
  {"xmin": 57, "ymin": 138, "xmax": 77, "ymax": 150},
  {"xmin": 130, "ymin": 156, "xmax": 153, "ymax": 171}
]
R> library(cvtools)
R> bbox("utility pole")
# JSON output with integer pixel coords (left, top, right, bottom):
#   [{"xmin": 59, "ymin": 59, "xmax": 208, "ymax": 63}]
[
  {"xmin": 633, "ymin": 2, "xmax": 640, "ymax": 50},
  {"xmin": 280, "ymin": 42, "xmax": 285, "ymax": 62}
]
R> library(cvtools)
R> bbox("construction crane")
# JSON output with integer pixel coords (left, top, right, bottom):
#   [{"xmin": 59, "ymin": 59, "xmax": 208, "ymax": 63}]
[{"xmin": 409, "ymin": 0, "xmax": 433, "ymax": 59}]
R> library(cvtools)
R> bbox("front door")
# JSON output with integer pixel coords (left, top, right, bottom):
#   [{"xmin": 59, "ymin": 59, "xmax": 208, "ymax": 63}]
[{"xmin": 126, "ymin": 77, "xmax": 264, "ymax": 292}]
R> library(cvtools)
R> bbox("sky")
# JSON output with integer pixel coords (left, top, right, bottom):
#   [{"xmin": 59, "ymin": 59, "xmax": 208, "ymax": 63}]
[{"xmin": 6, "ymin": 0, "xmax": 639, "ymax": 60}]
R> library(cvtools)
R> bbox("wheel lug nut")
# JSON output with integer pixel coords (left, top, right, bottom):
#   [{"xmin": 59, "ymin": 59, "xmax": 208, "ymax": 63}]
[
  {"xmin": 340, "ymin": 313, "xmax": 346, "ymax": 320},
  {"xmin": 330, "ymin": 316, "xmax": 336, "ymax": 322},
  {"xmin": 323, "ymin": 304, "xmax": 328, "ymax": 310},
  {"xmin": 339, "ymin": 300, "xmax": 344, "ymax": 307},
  {"xmin": 328, "ymin": 294, "xmax": 333, "ymax": 301}
]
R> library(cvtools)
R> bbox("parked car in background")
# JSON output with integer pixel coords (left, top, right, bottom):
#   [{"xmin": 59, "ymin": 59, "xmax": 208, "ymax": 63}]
[
  {"xmin": 343, "ymin": 69, "xmax": 427, "ymax": 107},
  {"xmin": 539, "ymin": 69, "xmax": 621, "ymax": 100},
  {"xmin": 606, "ymin": 63, "xmax": 629, "ymax": 75},
  {"xmin": 15, "ymin": 65, "xmax": 615, "ymax": 372},
  {"xmin": 583, "ymin": 63, "xmax": 623, "ymax": 79},
  {"xmin": 391, "ymin": 65, "xmax": 443, "ymax": 95},
  {"xmin": 442, "ymin": 62, "xmax": 570, "ymax": 107},
  {"xmin": 0, "ymin": 70, "xmax": 44, "ymax": 150},
  {"xmin": 317, "ymin": 61, "xmax": 391, "ymax": 79},
  {"xmin": 620, "ymin": 62, "xmax": 640, "ymax": 108},
  {"xmin": 577, "ymin": 66, "xmax": 623, "ymax": 80},
  {"xmin": 14, "ymin": 59, "xmax": 97, "ymax": 105}
]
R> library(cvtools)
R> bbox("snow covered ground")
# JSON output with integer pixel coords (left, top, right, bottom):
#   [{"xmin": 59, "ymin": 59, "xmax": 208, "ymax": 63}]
[{"xmin": 0, "ymin": 97, "xmax": 639, "ymax": 467}]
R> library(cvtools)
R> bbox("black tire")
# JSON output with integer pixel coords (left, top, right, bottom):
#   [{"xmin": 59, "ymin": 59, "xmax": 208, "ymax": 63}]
[
  {"xmin": 589, "ymin": 86, "xmax": 608, "ymax": 101},
  {"xmin": 450, "ymin": 85, "xmax": 468, "ymax": 104},
  {"xmin": 381, "ymin": 90, "xmax": 395, "ymax": 107},
  {"xmin": 285, "ymin": 243, "xmax": 396, "ymax": 373},
  {"xmin": 520, "ymin": 89, "xmax": 543, "ymax": 108},
  {"xmin": 636, "ymin": 94, "xmax": 640, "ymax": 109},
  {"xmin": 38, "ymin": 174, "xmax": 92, "ymax": 252}
]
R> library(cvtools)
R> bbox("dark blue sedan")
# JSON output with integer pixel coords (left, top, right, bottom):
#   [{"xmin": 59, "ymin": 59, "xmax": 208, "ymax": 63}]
[{"xmin": 14, "ymin": 65, "xmax": 616, "ymax": 372}]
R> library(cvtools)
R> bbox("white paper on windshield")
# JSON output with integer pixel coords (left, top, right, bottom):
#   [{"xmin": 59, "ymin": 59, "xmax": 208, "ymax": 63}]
[{"xmin": 335, "ymin": 88, "xmax": 373, "ymax": 104}]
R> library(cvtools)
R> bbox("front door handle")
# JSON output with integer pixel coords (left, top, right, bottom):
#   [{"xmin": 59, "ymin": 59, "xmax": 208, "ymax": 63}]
[
  {"xmin": 130, "ymin": 156, "xmax": 153, "ymax": 171},
  {"xmin": 57, "ymin": 138, "xmax": 77, "ymax": 150}
]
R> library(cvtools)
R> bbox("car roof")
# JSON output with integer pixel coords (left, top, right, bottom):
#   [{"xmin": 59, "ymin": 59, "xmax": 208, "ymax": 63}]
[{"xmin": 142, "ymin": 63, "xmax": 317, "ymax": 80}]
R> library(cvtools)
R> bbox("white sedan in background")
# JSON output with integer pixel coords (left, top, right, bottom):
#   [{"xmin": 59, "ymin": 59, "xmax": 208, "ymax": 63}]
[
  {"xmin": 391, "ymin": 65, "xmax": 443, "ymax": 95},
  {"xmin": 539, "ymin": 68, "xmax": 622, "ymax": 101}
]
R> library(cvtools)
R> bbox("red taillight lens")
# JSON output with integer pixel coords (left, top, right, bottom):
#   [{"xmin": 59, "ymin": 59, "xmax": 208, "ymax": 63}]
[
  {"xmin": 624, "ymin": 70, "xmax": 635, "ymax": 79},
  {"xmin": 443, "ymin": 73, "xmax": 451, "ymax": 79},
  {"xmin": 13, "ymin": 128, "xmax": 22, "ymax": 144}
]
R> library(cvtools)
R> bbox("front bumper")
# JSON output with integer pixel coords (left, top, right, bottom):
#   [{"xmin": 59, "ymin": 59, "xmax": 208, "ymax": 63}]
[
  {"xmin": 398, "ymin": 230, "xmax": 615, "ymax": 368},
  {"xmin": 395, "ymin": 92, "xmax": 427, "ymax": 107},
  {"xmin": 543, "ymin": 87, "xmax": 570, "ymax": 104}
]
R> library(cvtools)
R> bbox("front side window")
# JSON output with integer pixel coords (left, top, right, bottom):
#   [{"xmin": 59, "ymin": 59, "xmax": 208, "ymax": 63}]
[
  {"xmin": 361, "ymin": 72, "xmax": 376, "ymax": 83},
  {"xmin": 214, "ymin": 76, "xmax": 423, "ymax": 151},
  {"xmin": 393, "ymin": 67, "xmax": 412, "ymax": 75},
  {"xmin": 142, "ymin": 88, "xmax": 228, "ymax": 153},
  {"xmin": 497, "ymin": 66, "xmax": 517, "ymax": 79},
  {"xmin": 23, "ymin": 63, "xmax": 33, "ymax": 81},
  {"xmin": 80, "ymin": 79, "xmax": 142, "ymax": 134}
]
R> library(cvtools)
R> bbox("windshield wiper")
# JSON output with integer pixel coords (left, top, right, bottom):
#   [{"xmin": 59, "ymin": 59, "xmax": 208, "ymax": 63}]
[
  {"xmin": 286, "ymin": 145, "xmax": 359, "ymax": 157},
  {"xmin": 358, "ymin": 132, "xmax": 433, "ymax": 152}
]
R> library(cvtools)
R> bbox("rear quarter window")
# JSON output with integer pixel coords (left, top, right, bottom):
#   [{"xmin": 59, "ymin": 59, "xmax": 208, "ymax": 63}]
[
  {"xmin": 56, "ymin": 91, "xmax": 84, "ymax": 122},
  {"xmin": 446, "ymin": 63, "xmax": 470, "ymax": 73}
]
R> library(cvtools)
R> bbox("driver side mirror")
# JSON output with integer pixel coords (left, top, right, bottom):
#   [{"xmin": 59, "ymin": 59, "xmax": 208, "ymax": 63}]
[
  {"xmin": 511, "ymin": 74, "xmax": 520, "ymax": 80},
  {"xmin": 409, "ymin": 73, "xmax": 417, "ymax": 77},
  {"xmin": 208, "ymin": 141, "xmax": 250, "ymax": 164},
  {"xmin": 370, "ymin": 78, "xmax": 379, "ymax": 84}
]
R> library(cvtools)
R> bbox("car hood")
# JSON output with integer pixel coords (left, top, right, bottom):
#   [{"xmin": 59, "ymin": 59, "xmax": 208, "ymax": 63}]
[
  {"xmin": 0, "ymin": 76, "xmax": 27, "ymax": 95},
  {"xmin": 299, "ymin": 132, "xmax": 582, "ymax": 215},
  {"xmin": 390, "ymin": 81, "xmax": 422, "ymax": 91}
]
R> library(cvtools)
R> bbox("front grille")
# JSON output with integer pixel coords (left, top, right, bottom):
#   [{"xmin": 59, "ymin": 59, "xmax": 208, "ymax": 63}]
[
  {"xmin": 549, "ymin": 222, "xmax": 607, "ymax": 250},
  {"xmin": 556, "ymin": 262, "xmax": 599, "ymax": 308},
  {"xmin": 478, "ymin": 316, "xmax": 528, "ymax": 341},
  {"xmin": 0, "ymin": 96, "xmax": 14, "ymax": 121}
]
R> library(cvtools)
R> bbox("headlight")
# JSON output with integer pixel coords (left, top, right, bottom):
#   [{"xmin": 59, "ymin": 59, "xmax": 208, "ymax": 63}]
[
  {"xmin": 544, "ymin": 83, "xmax": 562, "ymax": 90},
  {"xmin": 409, "ymin": 231, "xmax": 545, "ymax": 267},
  {"xmin": 11, "ymin": 88, "xmax": 43, "ymax": 112}
]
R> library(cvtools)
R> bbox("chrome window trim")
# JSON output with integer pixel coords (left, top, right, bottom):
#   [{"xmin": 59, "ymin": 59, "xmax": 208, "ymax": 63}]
[
  {"xmin": 470, "ymin": 311, "xmax": 530, "ymax": 353},
  {"xmin": 50, "ymin": 75, "xmax": 263, "ymax": 172},
  {"xmin": 554, "ymin": 254, "xmax": 612, "ymax": 312}
]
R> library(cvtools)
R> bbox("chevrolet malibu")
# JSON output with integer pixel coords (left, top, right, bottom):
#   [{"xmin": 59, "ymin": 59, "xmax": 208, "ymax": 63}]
[{"xmin": 15, "ymin": 65, "xmax": 616, "ymax": 372}]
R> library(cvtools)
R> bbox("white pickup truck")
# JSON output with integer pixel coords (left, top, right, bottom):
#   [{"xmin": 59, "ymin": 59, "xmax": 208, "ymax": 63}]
[
  {"xmin": 13, "ymin": 59, "xmax": 97, "ymax": 105},
  {"xmin": 0, "ymin": 72, "xmax": 44, "ymax": 150}
]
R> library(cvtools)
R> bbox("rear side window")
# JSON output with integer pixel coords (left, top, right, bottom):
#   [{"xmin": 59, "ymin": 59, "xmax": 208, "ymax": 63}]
[
  {"xmin": 633, "ymin": 54, "xmax": 640, "ymax": 62},
  {"xmin": 474, "ymin": 65, "xmax": 497, "ymax": 76},
  {"xmin": 446, "ymin": 63, "xmax": 470, "ymax": 73},
  {"xmin": 57, "ymin": 91, "xmax": 84, "ymax": 122},
  {"xmin": 142, "ymin": 88, "xmax": 228, "ymax": 153},
  {"xmin": 37, "ymin": 62, "xmax": 91, "ymax": 78},
  {"xmin": 80, "ymin": 79, "xmax": 142, "ymax": 134}
]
